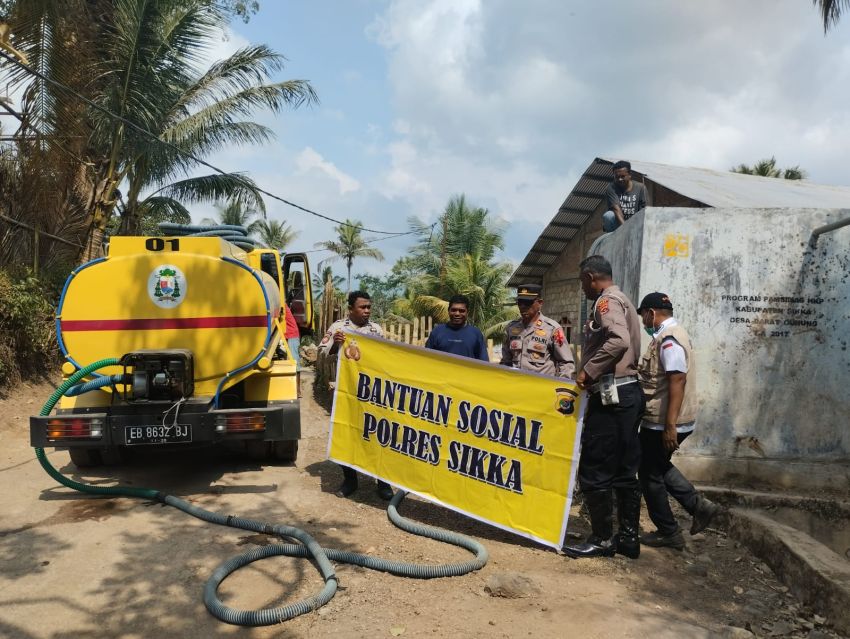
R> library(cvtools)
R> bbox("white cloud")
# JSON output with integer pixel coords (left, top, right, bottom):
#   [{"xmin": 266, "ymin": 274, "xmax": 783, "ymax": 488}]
[
  {"xmin": 359, "ymin": 0, "xmax": 850, "ymax": 267},
  {"xmin": 197, "ymin": 26, "xmax": 252, "ymax": 72},
  {"xmin": 295, "ymin": 147, "xmax": 361, "ymax": 195},
  {"xmin": 191, "ymin": 1, "xmax": 850, "ymax": 278}
]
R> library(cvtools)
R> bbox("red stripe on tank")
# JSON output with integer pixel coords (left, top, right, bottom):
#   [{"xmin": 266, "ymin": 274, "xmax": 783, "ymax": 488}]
[{"xmin": 60, "ymin": 316, "xmax": 268, "ymax": 331}]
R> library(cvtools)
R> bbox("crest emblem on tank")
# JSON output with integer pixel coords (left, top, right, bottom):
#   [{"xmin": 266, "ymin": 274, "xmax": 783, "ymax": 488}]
[{"xmin": 148, "ymin": 265, "xmax": 187, "ymax": 308}]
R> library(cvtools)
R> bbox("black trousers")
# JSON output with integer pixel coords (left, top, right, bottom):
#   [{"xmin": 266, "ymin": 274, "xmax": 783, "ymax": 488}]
[
  {"xmin": 578, "ymin": 383, "xmax": 644, "ymax": 492},
  {"xmin": 638, "ymin": 428, "xmax": 699, "ymax": 535}
]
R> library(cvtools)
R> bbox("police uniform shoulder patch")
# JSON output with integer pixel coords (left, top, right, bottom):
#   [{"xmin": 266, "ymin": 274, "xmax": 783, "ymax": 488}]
[
  {"xmin": 553, "ymin": 327, "xmax": 565, "ymax": 346},
  {"xmin": 597, "ymin": 298, "xmax": 609, "ymax": 315}
]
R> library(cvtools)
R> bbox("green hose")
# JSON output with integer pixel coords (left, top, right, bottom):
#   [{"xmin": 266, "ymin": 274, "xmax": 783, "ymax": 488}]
[
  {"xmin": 36, "ymin": 359, "xmax": 488, "ymax": 626},
  {"xmin": 35, "ymin": 357, "xmax": 158, "ymax": 499}
]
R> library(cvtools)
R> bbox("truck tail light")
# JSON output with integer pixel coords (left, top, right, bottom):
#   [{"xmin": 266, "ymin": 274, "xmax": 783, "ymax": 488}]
[
  {"xmin": 47, "ymin": 417, "xmax": 104, "ymax": 441},
  {"xmin": 214, "ymin": 412, "xmax": 266, "ymax": 433}
]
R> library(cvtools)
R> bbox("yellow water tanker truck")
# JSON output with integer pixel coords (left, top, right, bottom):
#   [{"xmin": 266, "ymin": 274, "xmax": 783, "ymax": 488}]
[{"xmin": 29, "ymin": 229, "xmax": 313, "ymax": 467}]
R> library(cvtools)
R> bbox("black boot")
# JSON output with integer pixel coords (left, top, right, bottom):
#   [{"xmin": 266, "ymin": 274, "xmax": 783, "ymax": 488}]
[
  {"xmin": 562, "ymin": 490, "xmax": 615, "ymax": 558},
  {"xmin": 376, "ymin": 480, "xmax": 394, "ymax": 501},
  {"xmin": 614, "ymin": 487, "xmax": 642, "ymax": 559},
  {"xmin": 335, "ymin": 465, "xmax": 358, "ymax": 497}
]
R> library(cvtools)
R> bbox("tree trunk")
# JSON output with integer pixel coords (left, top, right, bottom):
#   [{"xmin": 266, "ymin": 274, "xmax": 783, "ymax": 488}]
[{"xmin": 78, "ymin": 174, "xmax": 119, "ymax": 264}]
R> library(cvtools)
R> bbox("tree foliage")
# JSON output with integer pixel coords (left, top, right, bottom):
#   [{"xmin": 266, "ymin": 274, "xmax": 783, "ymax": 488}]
[
  {"xmin": 254, "ymin": 218, "xmax": 299, "ymax": 250},
  {"xmin": 355, "ymin": 271, "xmax": 406, "ymax": 321},
  {"xmin": 813, "ymin": 0, "xmax": 849, "ymax": 31},
  {"xmin": 1, "ymin": 0, "xmax": 315, "ymax": 263},
  {"xmin": 201, "ymin": 198, "xmax": 262, "ymax": 232},
  {"xmin": 314, "ymin": 219, "xmax": 384, "ymax": 293},
  {"xmin": 731, "ymin": 157, "xmax": 806, "ymax": 180},
  {"xmin": 397, "ymin": 195, "xmax": 515, "ymax": 339},
  {"xmin": 312, "ymin": 264, "xmax": 344, "ymax": 301}
]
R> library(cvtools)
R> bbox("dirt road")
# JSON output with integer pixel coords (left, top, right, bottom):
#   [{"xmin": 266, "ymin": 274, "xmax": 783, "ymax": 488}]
[{"xmin": 0, "ymin": 373, "xmax": 832, "ymax": 638}]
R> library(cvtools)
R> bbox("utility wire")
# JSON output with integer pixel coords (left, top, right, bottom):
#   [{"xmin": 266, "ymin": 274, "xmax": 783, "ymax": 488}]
[
  {"xmin": 303, "ymin": 225, "xmax": 434, "ymax": 254},
  {"xmin": 0, "ymin": 49, "xmax": 408, "ymax": 236}
]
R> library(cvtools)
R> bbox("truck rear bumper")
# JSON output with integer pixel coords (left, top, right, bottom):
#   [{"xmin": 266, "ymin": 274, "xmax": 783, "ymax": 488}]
[{"xmin": 30, "ymin": 401, "xmax": 300, "ymax": 448}]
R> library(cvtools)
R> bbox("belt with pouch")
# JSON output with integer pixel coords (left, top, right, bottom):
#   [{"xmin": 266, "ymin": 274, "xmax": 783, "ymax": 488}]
[{"xmin": 588, "ymin": 375, "xmax": 638, "ymax": 394}]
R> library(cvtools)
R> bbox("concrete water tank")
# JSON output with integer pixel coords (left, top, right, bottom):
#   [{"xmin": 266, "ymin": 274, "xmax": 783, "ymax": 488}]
[{"xmin": 592, "ymin": 206, "xmax": 850, "ymax": 492}]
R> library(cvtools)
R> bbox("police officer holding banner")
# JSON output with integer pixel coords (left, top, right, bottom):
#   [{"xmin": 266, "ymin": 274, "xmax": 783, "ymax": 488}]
[
  {"xmin": 562, "ymin": 255, "xmax": 645, "ymax": 560},
  {"xmin": 500, "ymin": 284, "xmax": 575, "ymax": 379},
  {"xmin": 319, "ymin": 290, "xmax": 394, "ymax": 501}
]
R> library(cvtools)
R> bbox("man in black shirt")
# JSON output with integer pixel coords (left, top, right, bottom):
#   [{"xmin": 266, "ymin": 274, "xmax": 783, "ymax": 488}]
[
  {"xmin": 425, "ymin": 294, "xmax": 490, "ymax": 361},
  {"xmin": 603, "ymin": 160, "xmax": 649, "ymax": 232}
]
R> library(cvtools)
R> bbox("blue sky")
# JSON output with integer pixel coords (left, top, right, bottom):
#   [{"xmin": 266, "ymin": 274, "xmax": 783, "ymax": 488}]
[{"xmin": 196, "ymin": 1, "xmax": 850, "ymax": 281}]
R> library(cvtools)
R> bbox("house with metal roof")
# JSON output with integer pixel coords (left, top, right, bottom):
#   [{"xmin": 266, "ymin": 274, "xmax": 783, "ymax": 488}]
[
  {"xmin": 510, "ymin": 158, "xmax": 850, "ymax": 490},
  {"xmin": 509, "ymin": 157, "xmax": 850, "ymax": 343}
]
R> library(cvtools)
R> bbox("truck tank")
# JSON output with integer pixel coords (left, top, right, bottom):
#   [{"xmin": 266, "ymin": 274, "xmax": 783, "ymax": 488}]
[{"xmin": 57, "ymin": 236, "xmax": 282, "ymax": 397}]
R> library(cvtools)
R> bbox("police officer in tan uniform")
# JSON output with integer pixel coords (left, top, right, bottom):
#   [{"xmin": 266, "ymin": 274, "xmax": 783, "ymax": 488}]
[
  {"xmin": 500, "ymin": 284, "xmax": 575, "ymax": 379},
  {"xmin": 563, "ymin": 255, "xmax": 644, "ymax": 560},
  {"xmin": 318, "ymin": 292, "xmax": 385, "ymax": 357},
  {"xmin": 318, "ymin": 290, "xmax": 393, "ymax": 501}
]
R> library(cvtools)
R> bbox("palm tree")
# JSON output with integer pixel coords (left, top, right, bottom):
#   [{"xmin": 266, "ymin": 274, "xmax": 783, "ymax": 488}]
[
  {"xmin": 312, "ymin": 264, "xmax": 344, "ymax": 301},
  {"xmin": 411, "ymin": 253, "xmax": 516, "ymax": 337},
  {"xmin": 397, "ymin": 194, "xmax": 513, "ymax": 336},
  {"xmin": 813, "ymin": 0, "xmax": 849, "ymax": 31},
  {"xmin": 314, "ymin": 219, "xmax": 384, "ymax": 292},
  {"xmin": 254, "ymin": 219, "xmax": 299, "ymax": 250},
  {"xmin": 408, "ymin": 195, "xmax": 505, "ymax": 292},
  {"xmin": 201, "ymin": 200, "xmax": 262, "ymax": 233},
  {"xmin": 731, "ymin": 157, "xmax": 806, "ymax": 180},
  {"xmin": 4, "ymin": 1, "xmax": 317, "ymax": 261}
]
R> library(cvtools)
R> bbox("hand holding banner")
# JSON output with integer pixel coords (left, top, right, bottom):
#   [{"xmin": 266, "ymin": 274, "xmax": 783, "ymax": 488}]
[{"xmin": 328, "ymin": 333, "xmax": 585, "ymax": 548}]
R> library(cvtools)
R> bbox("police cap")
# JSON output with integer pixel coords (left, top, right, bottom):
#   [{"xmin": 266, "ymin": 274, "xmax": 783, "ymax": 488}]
[
  {"xmin": 637, "ymin": 292, "xmax": 674, "ymax": 312},
  {"xmin": 516, "ymin": 284, "xmax": 542, "ymax": 301}
]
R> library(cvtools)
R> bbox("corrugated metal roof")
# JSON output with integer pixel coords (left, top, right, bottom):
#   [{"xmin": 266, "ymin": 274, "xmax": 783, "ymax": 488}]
[
  {"xmin": 616, "ymin": 158, "xmax": 850, "ymax": 209},
  {"xmin": 507, "ymin": 157, "xmax": 850, "ymax": 288},
  {"xmin": 507, "ymin": 158, "xmax": 609, "ymax": 287}
]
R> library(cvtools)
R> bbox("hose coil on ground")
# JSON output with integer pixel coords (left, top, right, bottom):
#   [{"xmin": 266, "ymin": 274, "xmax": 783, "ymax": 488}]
[{"xmin": 35, "ymin": 360, "xmax": 488, "ymax": 626}]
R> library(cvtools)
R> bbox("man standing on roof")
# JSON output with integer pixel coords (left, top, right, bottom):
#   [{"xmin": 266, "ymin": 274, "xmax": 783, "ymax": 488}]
[
  {"xmin": 636, "ymin": 292, "xmax": 720, "ymax": 550},
  {"xmin": 562, "ymin": 255, "xmax": 644, "ymax": 560},
  {"xmin": 319, "ymin": 290, "xmax": 393, "ymax": 501},
  {"xmin": 603, "ymin": 160, "xmax": 649, "ymax": 233},
  {"xmin": 425, "ymin": 294, "xmax": 490, "ymax": 362},
  {"xmin": 500, "ymin": 284, "xmax": 575, "ymax": 379}
]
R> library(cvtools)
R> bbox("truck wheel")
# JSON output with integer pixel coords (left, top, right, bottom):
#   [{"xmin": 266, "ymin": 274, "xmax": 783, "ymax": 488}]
[
  {"xmin": 244, "ymin": 440, "xmax": 272, "ymax": 460},
  {"xmin": 272, "ymin": 440, "xmax": 298, "ymax": 463},
  {"xmin": 69, "ymin": 448, "xmax": 102, "ymax": 467},
  {"xmin": 99, "ymin": 447, "xmax": 124, "ymax": 465}
]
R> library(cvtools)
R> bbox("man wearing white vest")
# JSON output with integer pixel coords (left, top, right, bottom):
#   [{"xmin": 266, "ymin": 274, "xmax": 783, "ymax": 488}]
[{"xmin": 636, "ymin": 292, "xmax": 720, "ymax": 550}]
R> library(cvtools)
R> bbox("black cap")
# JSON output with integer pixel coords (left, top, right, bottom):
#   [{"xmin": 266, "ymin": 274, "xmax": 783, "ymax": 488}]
[
  {"xmin": 515, "ymin": 284, "xmax": 542, "ymax": 301},
  {"xmin": 637, "ymin": 292, "xmax": 673, "ymax": 312}
]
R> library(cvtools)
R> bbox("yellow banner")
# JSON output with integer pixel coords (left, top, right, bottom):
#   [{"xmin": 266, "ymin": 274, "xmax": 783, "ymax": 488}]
[{"xmin": 328, "ymin": 333, "xmax": 586, "ymax": 548}]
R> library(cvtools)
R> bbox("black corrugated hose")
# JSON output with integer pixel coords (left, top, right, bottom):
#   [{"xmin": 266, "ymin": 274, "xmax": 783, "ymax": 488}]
[{"xmin": 37, "ymin": 360, "xmax": 488, "ymax": 626}]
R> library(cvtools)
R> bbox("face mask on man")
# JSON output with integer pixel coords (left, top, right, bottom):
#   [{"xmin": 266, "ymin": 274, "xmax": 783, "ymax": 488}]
[{"xmin": 642, "ymin": 310, "xmax": 657, "ymax": 337}]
